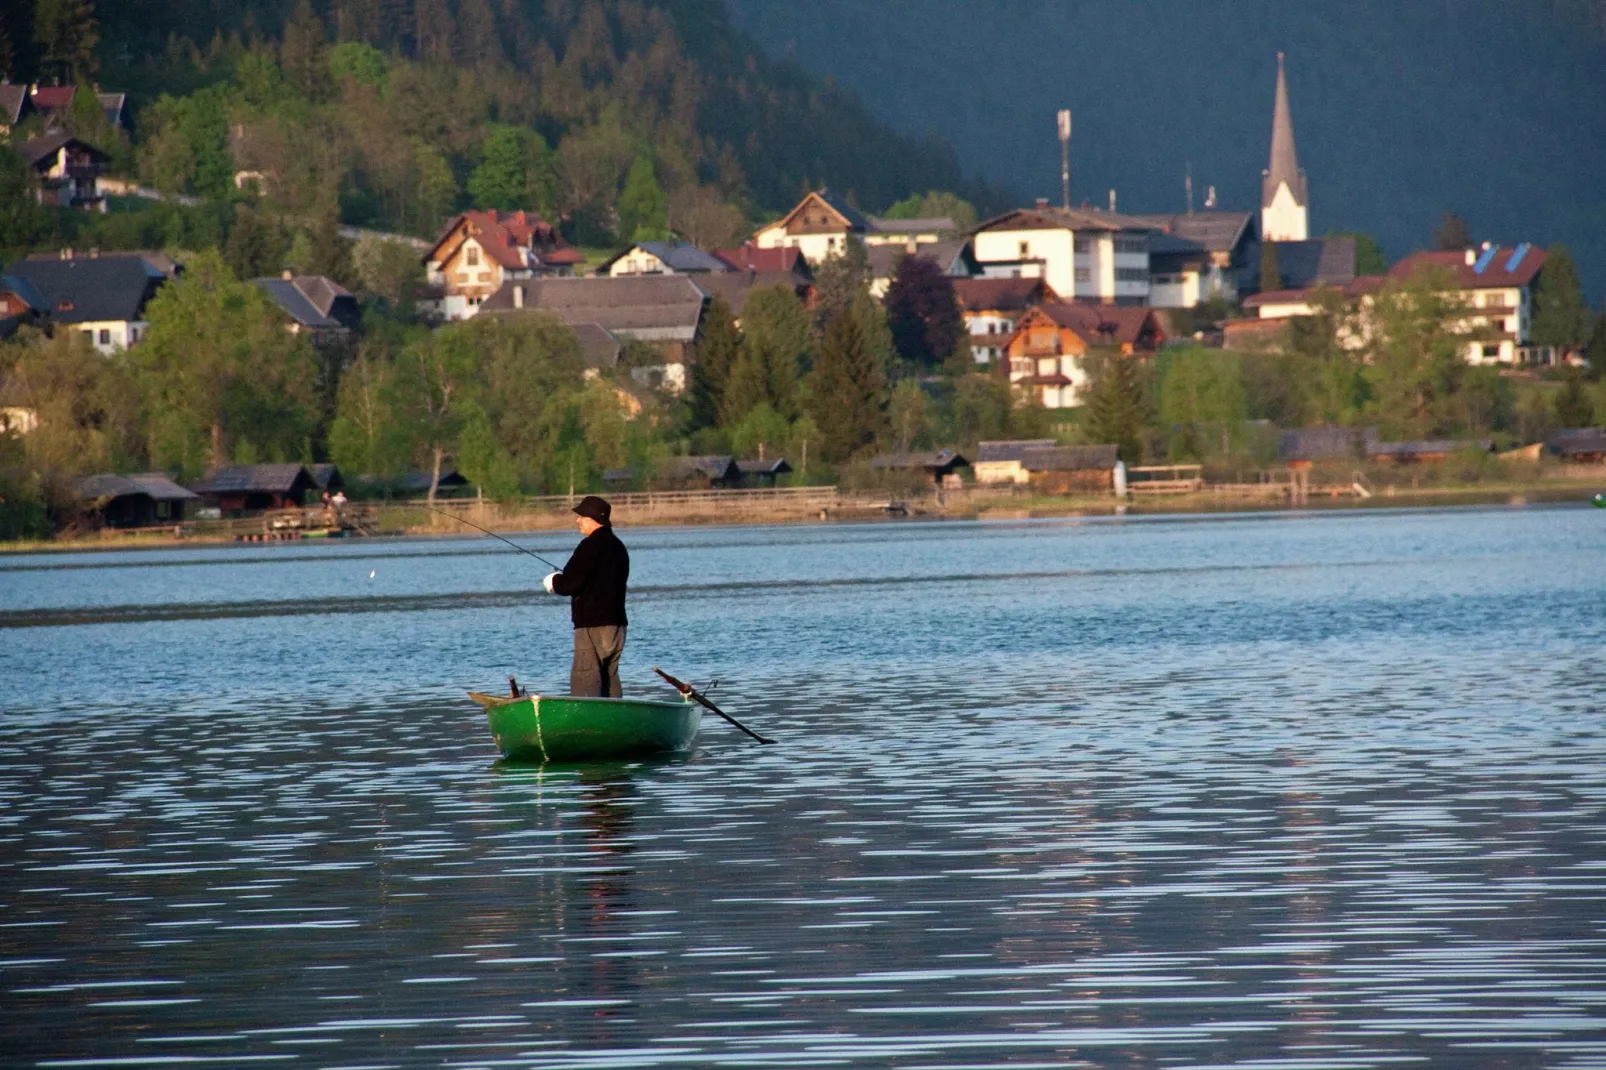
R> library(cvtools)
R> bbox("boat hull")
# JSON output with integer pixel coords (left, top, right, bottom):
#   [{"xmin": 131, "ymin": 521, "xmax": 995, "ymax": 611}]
[{"xmin": 469, "ymin": 692, "xmax": 700, "ymax": 762}]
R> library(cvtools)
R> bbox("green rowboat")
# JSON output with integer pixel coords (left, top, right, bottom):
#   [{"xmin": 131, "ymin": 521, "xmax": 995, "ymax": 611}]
[{"xmin": 468, "ymin": 691, "xmax": 701, "ymax": 762}]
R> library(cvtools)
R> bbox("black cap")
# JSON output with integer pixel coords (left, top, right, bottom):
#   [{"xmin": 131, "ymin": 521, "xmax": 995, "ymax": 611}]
[{"xmin": 573, "ymin": 495, "xmax": 611, "ymax": 523}]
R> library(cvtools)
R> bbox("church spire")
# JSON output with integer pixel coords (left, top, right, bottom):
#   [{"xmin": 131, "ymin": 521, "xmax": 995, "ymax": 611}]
[{"xmin": 1260, "ymin": 52, "xmax": 1309, "ymax": 241}]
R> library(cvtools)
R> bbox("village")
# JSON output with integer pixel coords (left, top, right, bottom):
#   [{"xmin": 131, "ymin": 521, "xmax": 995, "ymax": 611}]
[{"xmin": 1, "ymin": 52, "xmax": 1602, "ymax": 540}]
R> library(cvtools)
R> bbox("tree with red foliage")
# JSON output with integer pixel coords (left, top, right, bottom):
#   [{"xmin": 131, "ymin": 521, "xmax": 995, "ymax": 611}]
[{"xmin": 884, "ymin": 253, "xmax": 963, "ymax": 370}]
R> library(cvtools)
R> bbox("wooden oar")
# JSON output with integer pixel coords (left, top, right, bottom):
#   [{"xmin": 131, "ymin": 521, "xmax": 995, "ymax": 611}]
[{"xmin": 655, "ymin": 667, "xmax": 775, "ymax": 745}]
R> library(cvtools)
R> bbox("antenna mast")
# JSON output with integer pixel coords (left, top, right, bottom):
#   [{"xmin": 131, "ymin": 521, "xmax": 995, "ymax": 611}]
[
  {"xmin": 1185, "ymin": 160, "xmax": 1194, "ymax": 215},
  {"xmin": 1057, "ymin": 109, "xmax": 1072, "ymax": 210}
]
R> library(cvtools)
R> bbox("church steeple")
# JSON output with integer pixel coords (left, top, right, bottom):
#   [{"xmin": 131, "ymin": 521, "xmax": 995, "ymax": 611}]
[{"xmin": 1260, "ymin": 52, "xmax": 1309, "ymax": 241}]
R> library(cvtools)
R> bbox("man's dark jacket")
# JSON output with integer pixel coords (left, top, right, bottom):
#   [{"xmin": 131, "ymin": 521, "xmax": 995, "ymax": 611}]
[{"xmin": 552, "ymin": 525, "xmax": 629, "ymax": 628}]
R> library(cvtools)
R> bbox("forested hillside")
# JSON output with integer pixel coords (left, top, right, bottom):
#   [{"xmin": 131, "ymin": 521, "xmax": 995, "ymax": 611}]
[{"xmin": 1, "ymin": 0, "xmax": 1002, "ymax": 244}]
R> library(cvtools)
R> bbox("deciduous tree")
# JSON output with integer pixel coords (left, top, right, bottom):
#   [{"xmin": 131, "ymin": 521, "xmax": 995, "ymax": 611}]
[
  {"xmin": 616, "ymin": 151, "xmax": 668, "ymax": 242},
  {"xmin": 884, "ymin": 253, "xmax": 963, "ymax": 370},
  {"xmin": 1433, "ymin": 211, "xmax": 1472, "ymax": 251}
]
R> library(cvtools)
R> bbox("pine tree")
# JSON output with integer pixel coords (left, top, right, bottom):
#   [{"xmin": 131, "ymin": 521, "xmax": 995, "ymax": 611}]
[
  {"xmin": 33, "ymin": 0, "xmax": 98, "ymax": 82},
  {"xmin": 1587, "ymin": 313, "xmax": 1606, "ymax": 382},
  {"xmin": 1084, "ymin": 354, "xmax": 1146, "ymax": 463},
  {"xmin": 809, "ymin": 310, "xmax": 886, "ymax": 463},
  {"xmin": 223, "ymin": 204, "xmax": 288, "ymax": 281},
  {"xmin": 616, "ymin": 152, "xmax": 668, "ymax": 242},
  {"xmin": 812, "ymin": 240, "xmax": 870, "ymax": 325},
  {"xmin": 1433, "ymin": 212, "xmax": 1473, "ymax": 251},
  {"xmin": 1530, "ymin": 245, "xmax": 1592, "ymax": 350},
  {"xmin": 280, "ymin": 0, "xmax": 331, "ymax": 101},
  {"xmin": 306, "ymin": 199, "xmax": 355, "ymax": 285},
  {"xmin": 1553, "ymin": 372, "xmax": 1596, "ymax": 428},
  {"xmin": 689, "ymin": 297, "xmax": 739, "ymax": 430}
]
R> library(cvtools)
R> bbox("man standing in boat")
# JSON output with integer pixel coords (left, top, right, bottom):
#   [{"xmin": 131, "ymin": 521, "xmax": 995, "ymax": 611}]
[{"xmin": 542, "ymin": 495, "xmax": 630, "ymax": 697}]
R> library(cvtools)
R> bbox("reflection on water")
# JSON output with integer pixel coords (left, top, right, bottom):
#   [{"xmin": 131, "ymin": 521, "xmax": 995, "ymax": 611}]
[{"xmin": 2, "ymin": 506, "xmax": 1604, "ymax": 1067}]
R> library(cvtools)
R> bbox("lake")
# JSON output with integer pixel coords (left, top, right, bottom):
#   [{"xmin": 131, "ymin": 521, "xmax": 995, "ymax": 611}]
[{"xmin": 2, "ymin": 505, "xmax": 1604, "ymax": 1069}]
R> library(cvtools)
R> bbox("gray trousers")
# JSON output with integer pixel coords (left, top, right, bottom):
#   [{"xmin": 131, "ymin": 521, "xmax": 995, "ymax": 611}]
[{"xmin": 571, "ymin": 625, "xmax": 626, "ymax": 698}]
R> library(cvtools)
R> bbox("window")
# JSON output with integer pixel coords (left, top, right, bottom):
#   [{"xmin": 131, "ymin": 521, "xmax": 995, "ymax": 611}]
[
  {"xmin": 1482, "ymin": 344, "xmax": 1501, "ymax": 358},
  {"xmin": 99, "ymin": 329, "xmax": 111, "ymax": 345},
  {"xmin": 466, "ymin": 246, "xmax": 480, "ymax": 267},
  {"xmin": 478, "ymin": 271, "xmax": 490, "ymax": 282},
  {"xmin": 457, "ymin": 272, "xmax": 469, "ymax": 283},
  {"xmin": 1012, "ymin": 358, "xmax": 1032, "ymax": 375},
  {"xmin": 1075, "ymin": 268, "xmax": 1091, "ymax": 282},
  {"xmin": 1074, "ymin": 237, "xmax": 1092, "ymax": 253},
  {"xmin": 1116, "ymin": 267, "xmax": 1148, "ymax": 282},
  {"xmin": 1019, "ymin": 240, "xmax": 1030, "ymax": 257},
  {"xmin": 1115, "ymin": 237, "xmax": 1147, "ymax": 254}
]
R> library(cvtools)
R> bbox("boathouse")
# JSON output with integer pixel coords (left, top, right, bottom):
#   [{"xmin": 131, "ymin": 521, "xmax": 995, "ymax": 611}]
[
  {"xmin": 75, "ymin": 473, "xmax": 198, "ymax": 527},
  {"xmin": 190, "ymin": 463, "xmax": 318, "ymax": 514},
  {"xmin": 1020, "ymin": 445, "xmax": 1121, "ymax": 495}
]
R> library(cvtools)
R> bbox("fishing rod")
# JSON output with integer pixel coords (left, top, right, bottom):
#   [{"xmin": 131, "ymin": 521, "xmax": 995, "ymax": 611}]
[{"xmin": 421, "ymin": 503, "xmax": 564, "ymax": 571}]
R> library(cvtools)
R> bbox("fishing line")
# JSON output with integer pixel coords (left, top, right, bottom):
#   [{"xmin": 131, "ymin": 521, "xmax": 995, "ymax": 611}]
[{"xmin": 420, "ymin": 503, "xmax": 564, "ymax": 571}]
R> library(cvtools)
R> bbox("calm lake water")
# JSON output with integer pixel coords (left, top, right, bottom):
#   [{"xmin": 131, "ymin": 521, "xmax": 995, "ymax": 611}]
[{"xmin": 2, "ymin": 505, "xmax": 1604, "ymax": 1069}]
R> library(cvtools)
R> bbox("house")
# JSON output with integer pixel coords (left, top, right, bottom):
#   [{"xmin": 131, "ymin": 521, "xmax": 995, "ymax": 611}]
[
  {"xmin": 693, "ymin": 269, "xmax": 814, "ymax": 322},
  {"xmin": 1278, "ymin": 427, "xmax": 1379, "ymax": 467},
  {"xmin": 1368, "ymin": 439, "xmax": 1491, "ymax": 464},
  {"xmin": 953, "ymin": 277, "xmax": 1057, "ymax": 365},
  {"xmin": 865, "ymin": 239, "xmax": 976, "ymax": 298},
  {"xmin": 1020, "ymin": 444, "xmax": 1121, "ymax": 495},
  {"xmin": 1132, "ymin": 211, "xmax": 1256, "ymax": 308},
  {"xmin": 251, "ymin": 273, "xmax": 359, "ymax": 345},
  {"xmin": 309, "ymin": 463, "xmax": 345, "ymax": 493},
  {"xmin": 392, "ymin": 469, "xmax": 471, "ymax": 497},
  {"xmin": 74, "ymin": 473, "xmax": 198, "ymax": 528},
  {"xmin": 971, "ymin": 201, "xmax": 1154, "ymax": 306},
  {"xmin": 1545, "ymin": 427, "xmax": 1606, "ymax": 463},
  {"xmin": 657, "ymin": 455, "xmax": 741, "ymax": 489},
  {"xmin": 751, "ymin": 190, "xmax": 871, "ymax": 264},
  {"xmin": 0, "ymin": 273, "xmax": 48, "ymax": 327},
  {"xmin": 862, "ymin": 215, "xmax": 959, "ymax": 246},
  {"xmin": 870, "ymin": 449, "xmax": 970, "ymax": 487},
  {"xmin": 421, "ymin": 210, "xmax": 582, "ymax": 321},
  {"xmin": 1388, "ymin": 243, "xmax": 1548, "ymax": 365},
  {"xmin": 973, "ymin": 439, "xmax": 1058, "ymax": 484},
  {"xmin": 189, "ymin": 464, "xmax": 319, "ymax": 513},
  {"xmin": 0, "ymin": 82, "xmax": 126, "ymax": 134},
  {"xmin": 712, "ymin": 244, "xmax": 813, "ymax": 280},
  {"xmin": 597, "ymin": 241, "xmax": 730, "ymax": 277},
  {"xmin": 1002, "ymin": 303, "xmax": 1165, "ymax": 408},
  {"xmin": 15, "ymin": 134, "xmax": 109, "ymax": 211},
  {"xmin": 4, "ymin": 252, "xmax": 166, "ymax": 353},
  {"xmin": 736, "ymin": 457, "xmax": 792, "ymax": 486},
  {"xmin": 480, "ymin": 275, "xmax": 708, "ymax": 392}
]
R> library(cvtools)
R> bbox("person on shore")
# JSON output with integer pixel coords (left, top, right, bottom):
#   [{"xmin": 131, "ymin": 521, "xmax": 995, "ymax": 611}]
[{"xmin": 542, "ymin": 495, "xmax": 629, "ymax": 697}]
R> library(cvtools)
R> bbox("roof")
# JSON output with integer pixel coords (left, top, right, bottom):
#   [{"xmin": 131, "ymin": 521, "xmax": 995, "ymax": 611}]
[
  {"xmin": 870, "ymin": 449, "xmax": 970, "ymax": 471},
  {"xmin": 1263, "ymin": 53, "xmax": 1308, "ymax": 209},
  {"xmin": 737, "ymin": 458, "xmax": 792, "ymax": 475},
  {"xmin": 866, "ymin": 239, "xmax": 974, "ymax": 280},
  {"xmin": 1389, "ymin": 245, "xmax": 1547, "ymax": 290},
  {"xmin": 764, "ymin": 190, "xmax": 869, "ymax": 236},
  {"xmin": 480, "ymin": 275, "xmax": 707, "ymax": 342},
  {"xmin": 14, "ymin": 133, "xmax": 110, "ymax": 169},
  {"xmin": 393, "ymin": 469, "xmax": 469, "ymax": 492},
  {"xmin": 425, "ymin": 210, "xmax": 572, "ymax": 271},
  {"xmin": 309, "ymin": 463, "xmax": 344, "ymax": 490},
  {"xmin": 692, "ymin": 271, "xmax": 810, "ymax": 317},
  {"xmin": 0, "ymin": 83, "xmax": 26, "ymax": 125},
  {"xmin": 76, "ymin": 473, "xmax": 199, "ymax": 502},
  {"xmin": 953, "ymin": 277, "xmax": 1054, "ymax": 312},
  {"xmin": 28, "ymin": 86, "xmax": 75, "ymax": 110},
  {"xmin": 1242, "ymin": 275, "xmax": 1387, "ymax": 310},
  {"xmin": 1278, "ymin": 427, "xmax": 1379, "ymax": 462},
  {"xmin": 712, "ymin": 244, "xmax": 812, "ymax": 278},
  {"xmin": 4, "ymin": 256, "xmax": 164, "ymax": 324},
  {"xmin": 661, "ymin": 455, "xmax": 739, "ymax": 480},
  {"xmin": 1261, "ymin": 236, "xmax": 1356, "ymax": 289},
  {"xmin": 251, "ymin": 277, "xmax": 346, "ymax": 329},
  {"xmin": 1036, "ymin": 302, "xmax": 1163, "ymax": 348},
  {"xmin": 598, "ymin": 241, "xmax": 730, "ymax": 275},
  {"xmin": 975, "ymin": 439, "xmax": 1058, "ymax": 463},
  {"xmin": 1369, "ymin": 439, "xmax": 1490, "ymax": 457},
  {"xmin": 0, "ymin": 273, "xmax": 49, "ymax": 312},
  {"xmin": 572, "ymin": 323, "xmax": 621, "ymax": 369},
  {"xmin": 1020, "ymin": 445, "xmax": 1119, "ymax": 472},
  {"xmin": 867, "ymin": 216, "xmax": 958, "ymax": 235},
  {"xmin": 975, "ymin": 205, "xmax": 1156, "ymax": 235},
  {"xmin": 1132, "ymin": 211, "xmax": 1256, "ymax": 254},
  {"xmin": 1545, "ymin": 427, "xmax": 1606, "ymax": 455},
  {"xmin": 190, "ymin": 463, "xmax": 314, "ymax": 495}
]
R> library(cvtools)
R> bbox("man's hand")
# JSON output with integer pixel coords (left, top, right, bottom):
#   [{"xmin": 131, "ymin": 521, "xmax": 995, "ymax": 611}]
[{"xmin": 542, "ymin": 571, "xmax": 561, "ymax": 594}]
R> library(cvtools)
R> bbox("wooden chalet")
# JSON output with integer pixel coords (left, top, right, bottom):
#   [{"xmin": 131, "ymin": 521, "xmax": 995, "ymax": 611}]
[
  {"xmin": 16, "ymin": 134, "xmax": 109, "ymax": 211},
  {"xmin": 1020, "ymin": 445, "xmax": 1121, "ymax": 495},
  {"xmin": 751, "ymin": 190, "xmax": 870, "ymax": 264},
  {"xmin": 422, "ymin": 210, "xmax": 582, "ymax": 321},
  {"xmin": 75, "ymin": 473, "xmax": 198, "ymax": 528},
  {"xmin": 190, "ymin": 464, "xmax": 318, "ymax": 513}
]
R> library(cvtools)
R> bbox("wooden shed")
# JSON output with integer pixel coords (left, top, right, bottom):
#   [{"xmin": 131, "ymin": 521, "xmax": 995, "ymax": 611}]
[
  {"xmin": 869, "ymin": 449, "xmax": 971, "ymax": 487},
  {"xmin": 1021, "ymin": 444, "xmax": 1121, "ymax": 495},
  {"xmin": 190, "ymin": 464, "xmax": 318, "ymax": 514},
  {"xmin": 75, "ymin": 473, "xmax": 198, "ymax": 528}
]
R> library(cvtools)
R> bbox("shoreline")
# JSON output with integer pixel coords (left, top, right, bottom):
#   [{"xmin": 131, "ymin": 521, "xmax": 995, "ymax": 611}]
[{"xmin": 4, "ymin": 478, "xmax": 1600, "ymax": 556}]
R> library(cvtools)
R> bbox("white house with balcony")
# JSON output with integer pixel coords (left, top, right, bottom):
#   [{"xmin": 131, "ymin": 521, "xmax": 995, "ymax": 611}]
[{"xmin": 971, "ymin": 202, "xmax": 1152, "ymax": 306}]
